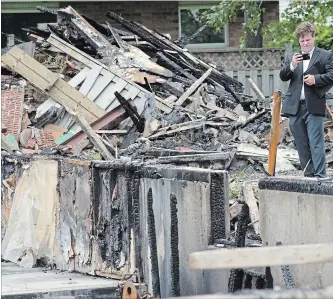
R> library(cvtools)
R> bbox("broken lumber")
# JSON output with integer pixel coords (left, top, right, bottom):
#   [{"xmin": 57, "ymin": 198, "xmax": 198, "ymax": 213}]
[
  {"xmin": 157, "ymin": 152, "xmax": 230, "ymax": 164},
  {"xmin": 267, "ymin": 91, "xmax": 282, "ymax": 176},
  {"xmin": 46, "ymin": 34, "xmax": 172, "ymax": 114},
  {"xmin": 73, "ymin": 113, "xmax": 114, "ymax": 160},
  {"xmin": 148, "ymin": 122, "xmax": 204, "ymax": 140},
  {"xmin": 62, "ymin": 101, "xmax": 134, "ymax": 147},
  {"xmin": 1, "ymin": 47, "xmax": 104, "ymax": 124},
  {"xmin": 95, "ymin": 130, "xmax": 127, "ymax": 134},
  {"xmin": 248, "ymin": 78, "xmax": 265, "ymax": 100},
  {"xmin": 242, "ymin": 182, "xmax": 259, "ymax": 234},
  {"xmin": 175, "ymin": 68, "xmax": 213, "ymax": 106},
  {"xmin": 189, "ymin": 243, "xmax": 333, "ymax": 270}
]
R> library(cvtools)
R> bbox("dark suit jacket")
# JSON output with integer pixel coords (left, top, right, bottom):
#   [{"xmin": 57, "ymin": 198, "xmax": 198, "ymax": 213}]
[{"xmin": 280, "ymin": 47, "xmax": 333, "ymax": 116}]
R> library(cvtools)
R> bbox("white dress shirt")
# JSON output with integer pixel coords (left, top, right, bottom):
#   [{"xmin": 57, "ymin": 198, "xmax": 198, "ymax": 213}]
[{"xmin": 289, "ymin": 47, "xmax": 315, "ymax": 100}]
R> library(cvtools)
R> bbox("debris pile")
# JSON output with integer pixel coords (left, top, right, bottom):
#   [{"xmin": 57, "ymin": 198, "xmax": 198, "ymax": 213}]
[{"xmin": 1, "ymin": 5, "xmax": 333, "ymax": 177}]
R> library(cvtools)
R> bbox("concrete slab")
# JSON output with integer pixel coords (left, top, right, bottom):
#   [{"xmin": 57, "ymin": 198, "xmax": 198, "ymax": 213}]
[
  {"xmin": 138, "ymin": 166, "xmax": 230, "ymax": 297},
  {"xmin": 1, "ymin": 262, "xmax": 119, "ymax": 298},
  {"xmin": 259, "ymin": 177, "xmax": 333, "ymax": 288}
]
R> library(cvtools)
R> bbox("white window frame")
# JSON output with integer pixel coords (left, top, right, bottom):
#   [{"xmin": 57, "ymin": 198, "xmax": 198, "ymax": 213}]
[{"xmin": 178, "ymin": 3, "xmax": 229, "ymax": 52}]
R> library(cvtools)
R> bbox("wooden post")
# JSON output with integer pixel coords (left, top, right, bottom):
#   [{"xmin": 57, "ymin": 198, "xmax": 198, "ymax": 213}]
[{"xmin": 267, "ymin": 91, "xmax": 282, "ymax": 176}]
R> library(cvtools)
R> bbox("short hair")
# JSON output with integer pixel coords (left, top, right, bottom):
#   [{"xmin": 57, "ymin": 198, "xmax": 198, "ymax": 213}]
[{"xmin": 295, "ymin": 22, "xmax": 316, "ymax": 39}]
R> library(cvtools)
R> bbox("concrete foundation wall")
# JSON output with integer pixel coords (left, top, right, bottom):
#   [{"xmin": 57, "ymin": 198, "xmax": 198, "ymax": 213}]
[
  {"xmin": 1, "ymin": 155, "xmax": 231, "ymax": 297},
  {"xmin": 259, "ymin": 177, "xmax": 333, "ymax": 288}
]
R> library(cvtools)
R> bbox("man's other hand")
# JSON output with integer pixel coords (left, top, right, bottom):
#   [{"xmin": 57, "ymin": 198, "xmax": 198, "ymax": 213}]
[
  {"xmin": 292, "ymin": 53, "xmax": 303, "ymax": 68},
  {"xmin": 304, "ymin": 74, "xmax": 315, "ymax": 86}
]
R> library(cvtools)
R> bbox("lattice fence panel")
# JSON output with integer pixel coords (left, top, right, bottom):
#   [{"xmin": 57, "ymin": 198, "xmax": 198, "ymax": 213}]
[{"xmin": 197, "ymin": 48, "xmax": 285, "ymax": 71}]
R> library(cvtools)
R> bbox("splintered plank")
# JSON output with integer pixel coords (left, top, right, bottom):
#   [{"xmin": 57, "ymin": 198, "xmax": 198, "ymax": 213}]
[
  {"xmin": 189, "ymin": 243, "xmax": 333, "ymax": 270},
  {"xmin": 148, "ymin": 122, "xmax": 203, "ymax": 140},
  {"xmin": 242, "ymin": 182, "xmax": 259, "ymax": 234},
  {"xmin": 2, "ymin": 47, "xmax": 104, "ymax": 124},
  {"xmin": 175, "ymin": 68, "xmax": 213, "ymax": 106},
  {"xmin": 73, "ymin": 113, "xmax": 114, "ymax": 160},
  {"xmin": 267, "ymin": 91, "xmax": 282, "ymax": 176},
  {"xmin": 157, "ymin": 152, "xmax": 231, "ymax": 164}
]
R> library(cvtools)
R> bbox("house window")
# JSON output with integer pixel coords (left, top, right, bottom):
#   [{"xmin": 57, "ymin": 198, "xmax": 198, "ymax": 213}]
[{"xmin": 179, "ymin": 5, "xmax": 228, "ymax": 51}]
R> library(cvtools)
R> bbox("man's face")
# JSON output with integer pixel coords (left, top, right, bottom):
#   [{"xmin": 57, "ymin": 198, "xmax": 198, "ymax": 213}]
[{"xmin": 299, "ymin": 33, "xmax": 315, "ymax": 53}]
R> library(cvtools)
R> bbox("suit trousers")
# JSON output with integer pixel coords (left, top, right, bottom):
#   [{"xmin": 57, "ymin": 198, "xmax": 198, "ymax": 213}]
[{"xmin": 289, "ymin": 102, "xmax": 326, "ymax": 177}]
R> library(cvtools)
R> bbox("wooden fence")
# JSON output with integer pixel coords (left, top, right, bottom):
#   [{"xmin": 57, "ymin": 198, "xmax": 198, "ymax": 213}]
[
  {"xmin": 197, "ymin": 47, "xmax": 289, "ymax": 98},
  {"xmin": 197, "ymin": 47, "xmax": 333, "ymax": 97}
]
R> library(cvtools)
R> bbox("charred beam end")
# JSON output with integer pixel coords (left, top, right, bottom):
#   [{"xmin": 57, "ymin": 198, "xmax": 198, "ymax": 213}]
[
  {"xmin": 210, "ymin": 172, "xmax": 227, "ymax": 242},
  {"xmin": 132, "ymin": 172, "xmax": 143, "ymax": 278},
  {"xmin": 170, "ymin": 194, "xmax": 180, "ymax": 297},
  {"xmin": 276, "ymin": 241, "xmax": 295, "ymax": 289},
  {"xmin": 82, "ymin": 14, "xmax": 111, "ymax": 36},
  {"xmin": 147, "ymin": 188, "xmax": 161, "ymax": 297},
  {"xmin": 228, "ymin": 204, "xmax": 250, "ymax": 293},
  {"xmin": 36, "ymin": 5, "xmax": 58, "ymax": 15},
  {"xmin": 228, "ymin": 269, "xmax": 244, "ymax": 293},
  {"xmin": 105, "ymin": 11, "xmax": 173, "ymax": 51},
  {"xmin": 114, "ymin": 91, "xmax": 145, "ymax": 133},
  {"xmin": 265, "ymin": 267, "xmax": 274, "ymax": 289},
  {"xmin": 244, "ymin": 274, "xmax": 253, "ymax": 289}
]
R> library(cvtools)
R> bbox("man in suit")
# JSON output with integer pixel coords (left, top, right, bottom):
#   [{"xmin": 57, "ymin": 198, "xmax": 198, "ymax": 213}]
[{"xmin": 280, "ymin": 22, "xmax": 333, "ymax": 179}]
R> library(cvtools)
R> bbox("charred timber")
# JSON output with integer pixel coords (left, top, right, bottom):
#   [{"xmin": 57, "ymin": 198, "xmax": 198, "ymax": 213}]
[
  {"xmin": 36, "ymin": 5, "xmax": 58, "ymax": 15},
  {"xmin": 106, "ymin": 11, "xmax": 173, "ymax": 51},
  {"xmin": 114, "ymin": 92, "xmax": 145, "ymax": 133}
]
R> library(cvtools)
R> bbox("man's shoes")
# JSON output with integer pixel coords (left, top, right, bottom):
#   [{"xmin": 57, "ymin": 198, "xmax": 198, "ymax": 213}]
[{"xmin": 315, "ymin": 176, "xmax": 332, "ymax": 182}]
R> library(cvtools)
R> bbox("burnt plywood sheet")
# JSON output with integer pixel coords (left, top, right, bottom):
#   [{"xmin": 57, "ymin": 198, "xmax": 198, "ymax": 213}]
[
  {"xmin": 57, "ymin": 161, "xmax": 92, "ymax": 272},
  {"xmin": 2, "ymin": 159, "xmax": 60, "ymax": 267},
  {"xmin": 91, "ymin": 167, "xmax": 133, "ymax": 278}
]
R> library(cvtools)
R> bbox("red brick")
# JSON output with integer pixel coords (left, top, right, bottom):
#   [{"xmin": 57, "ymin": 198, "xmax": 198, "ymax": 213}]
[{"xmin": 1, "ymin": 85, "xmax": 24, "ymax": 140}]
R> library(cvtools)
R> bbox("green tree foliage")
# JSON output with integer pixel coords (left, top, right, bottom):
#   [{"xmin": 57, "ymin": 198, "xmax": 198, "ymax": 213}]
[
  {"xmin": 264, "ymin": 0, "xmax": 333, "ymax": 50},
  {"xmin": 203, "ymin": 0, "xmax": 333, "ymax": 50},
  {"xmin": 202, "ymin": 0, "xmax": 265, "ymax": 47}
]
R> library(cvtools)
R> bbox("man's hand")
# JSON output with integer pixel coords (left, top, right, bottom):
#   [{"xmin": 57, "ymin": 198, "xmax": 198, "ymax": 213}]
[
  {"xmin": 304, "ymin": 74, "xmax": 315, "ymax": 86},
  {"xmin": 292, "ymin": 53, "xmax": 303, "ymax": 68}
]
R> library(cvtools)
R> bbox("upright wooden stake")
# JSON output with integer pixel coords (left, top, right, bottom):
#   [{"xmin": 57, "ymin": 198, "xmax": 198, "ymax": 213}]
[{"xmin": 267, "ymin": 91, "xmax": 282, "ymax": 176}]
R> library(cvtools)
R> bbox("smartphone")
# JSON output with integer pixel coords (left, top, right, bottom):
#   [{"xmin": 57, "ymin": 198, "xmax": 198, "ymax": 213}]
[{"xmin": 302, "ymin": 53, "xmax": 310, "ymax": 60}]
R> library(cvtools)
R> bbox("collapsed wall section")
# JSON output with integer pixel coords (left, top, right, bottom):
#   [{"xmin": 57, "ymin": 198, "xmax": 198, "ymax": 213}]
[
  {"xmin": 1, "ymin": 155, "xmax": 230, "ymax": 296},
  {"xmin": 259, "ymin": 177, "xmax": 333, "ymax": 288}
]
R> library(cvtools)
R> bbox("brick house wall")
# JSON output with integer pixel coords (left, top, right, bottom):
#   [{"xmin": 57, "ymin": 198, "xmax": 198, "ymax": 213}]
[
  {"xmin": 62, "ymin": 1, "xmax": 279, "ymax": 48},
  {"xmin": 62, "ymin": 1, "xmax": 180, "ymax": 39}
]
